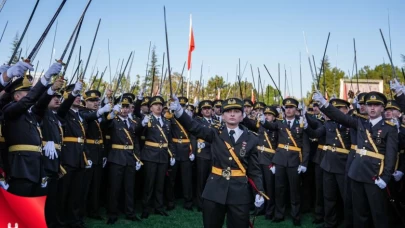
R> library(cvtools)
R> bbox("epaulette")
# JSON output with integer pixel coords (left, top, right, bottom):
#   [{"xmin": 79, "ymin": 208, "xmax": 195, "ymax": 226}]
[
  {"xmin": 276, "ymin": 117, "xmax": 283, "ymax": 121},
  {"xmin": 385, "ymin": 120, "xmax": 395, "ymax": 127},
  {"xmin": 130, "ymin": 119, "xmax": 137, "ymax": 124},
  {"xmin": 352, "ymin": 110, "xmax": 368, "ymax": 120},
  {"xmin": 249, "ymin": 130, "xmax": 258, "ymax": 136}
]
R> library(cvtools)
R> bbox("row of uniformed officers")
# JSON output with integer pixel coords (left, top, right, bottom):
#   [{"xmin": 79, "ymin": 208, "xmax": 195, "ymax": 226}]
[{"xmin": 0, "ymin": 61, "xmax": 404, "ymax": 228}]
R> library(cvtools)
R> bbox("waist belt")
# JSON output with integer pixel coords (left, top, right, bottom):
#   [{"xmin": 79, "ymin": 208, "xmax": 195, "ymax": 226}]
[
  {"xmin": 9, "ymin": 145, "xmax": 42, "ymax": 153},
  {"xmin": 318, "ymin": 144, "xmax": 325, "ymax": 150},
  {"xmin": 145, "ymin": 141, "xmax": 168, "ymax": 148},
  {"xmin": 111, "ymin": 144, "xmax": 134, "ymax": 150},
  {"xmin": 0, "ymin": 137, "xmax": 4, "ymax": 143},
  {"xmin": 351, "ymin": 145, "xmax": 357, "ymax": 150},
  {"xmin": 257, "ymin": 145, "xmax": 275, "ymax": 154},
  {"xmin": 105, "ymin": 135, "xmax": 111, "ymax": 140},
  {"xmin": 86, "ymin": 139, "xmax": 104, "ymax": 144},
  {"xmin": 172, "ymin": 138, "xmax": 190, "ymax": 144},
  {"xmin": 63, "ymin": 137, "xmax": 85, "ymax": 143},
  {"xmin": 211, "ymin": 166, "xmax": 245, "ymax": 180},
  {"xmin": 324, "ymin": 145, "xmax": 349, "ymax": 154},
  {"xmin": 356, "ymin": 148, "xmax": 384, "ymax": 175},
  {"xmin": 278, "ymin": 143, "xmax": 300, "ymax": 152},
  {"xmin": 42, "ymin": 141, "xmax": 61, "ymax": 150}
]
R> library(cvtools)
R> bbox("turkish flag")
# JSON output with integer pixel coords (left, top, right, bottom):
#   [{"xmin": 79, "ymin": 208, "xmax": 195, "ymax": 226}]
[{"xmin": 187, "ymin": 14, "xmax": 195, "ymax": 71}]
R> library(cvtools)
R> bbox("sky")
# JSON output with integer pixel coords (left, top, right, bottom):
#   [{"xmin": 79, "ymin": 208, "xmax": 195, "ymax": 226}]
[{"xmin": 0, "ymin": 0, "xmax": 404, "ymax": 98}]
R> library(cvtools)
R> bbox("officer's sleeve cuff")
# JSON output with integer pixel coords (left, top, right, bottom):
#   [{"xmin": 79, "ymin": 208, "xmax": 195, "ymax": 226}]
[{"xmin": 47, "ymin": 87, "xmax": 55, "ymax": 95}]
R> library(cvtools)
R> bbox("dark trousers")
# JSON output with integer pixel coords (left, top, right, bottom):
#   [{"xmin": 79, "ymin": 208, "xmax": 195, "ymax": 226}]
[
  {"xmin": 202, "ymin": 199, "xmax": 250, "ymax": 228},
  {"xmin": 7, "ymin": 178, "xmax": 42, "ymax": 196},
  {"xmin": 196, "ymin": 158, "xmax": 211, "ymax": 210},
  {"xmin": 351, "ymin": 179, "xmax": 390, "ymax": 228},
  {"xmin": 323, "ymin": 171, "xmax": 344, "ymax": 228},
  {"xmin": 344, "ymin": 176, "xmax": 354, "ymax": 228},
  {"xmin": 108, "ymin": 163, "xmax": 136, "ymax": 218},
  {"xmin": 314, "ymin": 163, "xmax": 324, "ymax": 221},
  {"xmin": 45, "ymin": 176, "xmax": 61, "ymax": 228},
  {"xmin": 300, "ymin": 162, "xmax": 314, "ymax": 213},
  {"xmin": 81, "ymin": 164, "xmax": 102, "ymax": 217},
  {"xmin": 57, "ymin": 168, "xmax": 85, "ymax": 226},
  {"xmin": 261, "ymin": 164, "xmax": 275, "ymax": 217},
  {"xmin": 274, "ymin": 165, "xmax": 301, "ymax": 220},
  {"xmin": 142, "ymin": 161, "xmax": 168, "ymax": 212},
  {"xmin": 168, "ymin": 160, "xmax": 193, "ymax": 208}
]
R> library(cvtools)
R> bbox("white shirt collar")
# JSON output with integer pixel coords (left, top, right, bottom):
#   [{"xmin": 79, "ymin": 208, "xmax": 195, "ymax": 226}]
[
  {"xmin": 369, "ymin": 116, "xmax": 382, "ymax": 127},
  {"xmin": 227, "ymin": 126, "xmax": 243, "ymax": 142},
  {"xmin": 204, "ymin": 117, "xmax": 212, "ymax": 122},
  {"xmin": 118, "ymin": 115, "xmax": 130, "ymax": 127}
]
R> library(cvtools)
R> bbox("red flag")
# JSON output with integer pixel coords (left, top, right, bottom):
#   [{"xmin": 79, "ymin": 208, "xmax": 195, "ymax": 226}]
[
  {"xmin": 187, "ymin": 15, "xmax": 195, "ymax": 70},
  {"xmin": 251, "ymin": 89, "xmax": 255, "ymax": 103}
]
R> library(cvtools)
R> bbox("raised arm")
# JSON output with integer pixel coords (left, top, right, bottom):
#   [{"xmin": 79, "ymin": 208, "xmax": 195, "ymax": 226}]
[
  {"xmin": 175, "ymin": 110, "xmax": 216, "ymax": 144},
  {"xmin": 320, "ymin": 104, "xmax": 357, "ymax": 129}
]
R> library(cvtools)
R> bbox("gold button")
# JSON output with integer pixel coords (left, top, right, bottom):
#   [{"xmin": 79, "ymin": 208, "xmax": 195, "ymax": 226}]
[{"xmin": 229, "ymin": 157, "xmax": 232, "ymax": 161}]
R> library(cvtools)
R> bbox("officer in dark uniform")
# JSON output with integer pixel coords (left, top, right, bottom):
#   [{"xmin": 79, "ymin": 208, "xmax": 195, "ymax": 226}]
[
  {"xmin": 171, "ymin": 97, "xmax": 266, "ymax": 228},
  {"xmin": 140, "ymin": 96, "xmax": 175, "ymax": 218},
  {"xmin": 313, "ymin": 91, "xmax": 398, "ymax": 228},
  {"xmin": 212, "ymin": 99, "xmax": 223, "ymax": 123},
  {"xmin": 2, "ymin": 62, "xmax": 62, "ymax": 196},
  {"xmin": 167, "ymin": 96, "xmax": 194, "ymax": 211},
  {"xmin": 193, "ymin": 100, "xmax": 218, "ymax": 211},
  {"xmin": 81, "ymin": 90, "xmax": 109, "ymax": 220},
  {"xmin": 260, "ymin": 97, "xmax": 310, "ymax": 226},
  {"xmin": 305, "ymin": 98, "xmax": 351, "ymax": 228},
  {"xmin": 243, "ymin": 99, "xmax": 254, "ymax": 119},
  {"xmin": 56, "ymin": 81, "xmax": 104, "ymax": 228},
  {"xmin": 258, "ymin": 106, "xmax": 279, "ymax": 220},
  {"xmin": 254, "ymin": 102, "xmax": 266, "ymax": 116},
  {"xmin": 104, "ymin": 95, "xmax": 142, "ymax": 224}
]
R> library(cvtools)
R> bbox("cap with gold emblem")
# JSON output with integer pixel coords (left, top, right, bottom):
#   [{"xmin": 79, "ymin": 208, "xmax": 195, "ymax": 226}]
[
  {"xmin": 330, "ymin": 98, "xmax": 350, "ymax": 108},
  {"xmin": 61, "ymin": 84, "xmax": 76, "ymax": 99},
  {"xmin": 178, "ymin": 96, "xmax": 188, "ymax": 106},
  {"xmin": 264, "ymin": 106, "xmax": 279, "ymax": 117},
  {"xmin": 283, "ymin": 97, "xmax": 299, "ymax": 108},
  {"xmin": 222, "ymin": 98, "xmax": 243, "ymax": 113},
  {"xmin": 149, "ymin": 96, "xmax": 164, "ymax": 107},
  {"xmin": 357, "ymin": 92, "xmax": 368, "ymax": 105},
  {"xmin": 84, "ymin": 90, "xmax": 101, "ymax": 101},
  {"xmin": 243, "ymin": 99, "xmax": 253, "ymax": 107},
  {"xmin": 365, "ymin": 91, "xmax": 387, "ymax": 106},
  {"xmin": 254, "ymin": 102, "xmax": 266, "ymax": 110},
  {"xmin": 308, "ymin": 103, "xmax": 314, "ymax": 111},
  {"xmin": 187, "ymin": 104, "xmax": 195, "ymax": 112},
  {"xmin": 385, "ymin": 100, "xmax": 400, "ymax": 111},
  {"xmin": 5, "ymin": 75, "xmax": 33, "ymax": 93},
  {"xmin": 114, "ymin": 95, "xmax": 133, "ymax": 105},
  {"xmin": 199, "ymin": 100, "xmax": 212, "ymax": 110},
  {"xmin": 213, "ymin": 99, "xmax": 223, "ymax": 107},
  {"xmin": 123, "ymin": 93, "xmax": 135, "ymax": 102},
  {"xmin": 141, "ymin": 96, "xmax": 150, "ymax": 106}
]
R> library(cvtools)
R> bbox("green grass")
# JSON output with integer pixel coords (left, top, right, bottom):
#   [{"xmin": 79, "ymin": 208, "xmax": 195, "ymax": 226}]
[{"xmin": 85, "ymin": 203, "xmax": 317, "ymax": 228}]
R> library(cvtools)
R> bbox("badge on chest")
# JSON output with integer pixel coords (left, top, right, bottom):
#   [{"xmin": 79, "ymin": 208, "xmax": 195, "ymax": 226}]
[{"xmin": 240, "ymin": 141, "xmax": 247, "ymax": 157}]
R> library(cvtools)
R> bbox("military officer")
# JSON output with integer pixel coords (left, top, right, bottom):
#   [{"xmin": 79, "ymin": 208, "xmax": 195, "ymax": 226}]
[
  {"xmin": 212, "ymin": 99, "xmax": 223, "ymax": 123},
  {"xmin": 171, "ymin": 97, "xmax": 266, "ymax": 228},
  {"xmin": 313, "ymin": 91, "xmax": 398, "ymax": 228}
]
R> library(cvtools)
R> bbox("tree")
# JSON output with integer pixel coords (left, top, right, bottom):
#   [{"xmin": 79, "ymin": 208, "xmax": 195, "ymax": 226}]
[
  {"xmin": 9, "ymin": 32, "xmax": 20, "ymax": 64},
  {"xmin": 144, "ymin": 45, "xmax": 160, "ymax": 95}
]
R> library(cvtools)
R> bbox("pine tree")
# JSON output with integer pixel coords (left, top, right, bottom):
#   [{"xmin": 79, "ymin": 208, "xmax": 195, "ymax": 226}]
[{"xmin": 9, "ymin": 32, "xmax": 20, "ymax": 64}]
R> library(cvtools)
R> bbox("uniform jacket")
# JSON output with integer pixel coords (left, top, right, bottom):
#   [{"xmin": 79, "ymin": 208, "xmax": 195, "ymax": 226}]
[
  {"xmin": 305, "ymin": 113, "xmax": 325, "ymax": 165},
  {"xmin": 257, "ymin": 125, "xmax": 277, "ymax": 166},
  {"xmin": 170, "ymin": 117, "xmax": 192, "ymax": 161},
  {"xmin": 82, "ymin": 110, "xmax": 105, "ymax": 165},
  {"xmin": 194, "ymin": 116, "xmax": 220, "ymax": 160}
]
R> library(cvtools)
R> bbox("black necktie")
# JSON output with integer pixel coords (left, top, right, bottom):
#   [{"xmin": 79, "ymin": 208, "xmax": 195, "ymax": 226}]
[
  {"xmin": 287, "ymin": 121, "xmax": 291, "ymax": 129},
  {"xmin": 157, "ymin": 117, "xmax": 161, "ymax": 126},
  {"xmin": 208, "ymin": 119, "xmax": 212, "ymax": 124},
  {"xmin": 123, "ymin": 120, "xmax": 128, "ymax": 129},
  {"xmin": 229, "ymin": 130, "xmax": 236, "ymax": 145}
]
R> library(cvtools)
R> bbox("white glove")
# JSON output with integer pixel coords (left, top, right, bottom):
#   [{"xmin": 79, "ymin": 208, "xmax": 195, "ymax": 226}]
[
  {"xmin": 297, "ymin": 165, "xmax": 307, "ymax": 174},
  {"xmin": 0, "ymin": 180, "xmax": 9, "ymax": 190},
  {"xmin": 97, "ymin": 103, "xmax": 111, "ymax": 116},
  {"xmin": 300, "ymin": 116, "xmax": 308, "ymax": 129},
  {"xmin": 113, "ymin": 104, "xmax": 121, "ymax": 113},
  {"xmin": 135, "ymin": 161, "xmax": 141, "ymax": 171},
  {"xmin": 142, "ymin": 115, "xmax": 150, "ymax": 127},
  {"xmin": 259, "ymin": 114, "xmax": 265, "ymax": 124},
  {"xmin": 193, "ymin": 99, "xmax": 199, "ymax": 108},
  {"xmin": 374, "ymin": 178, "xmax": 387, "ymax": 189},
  {"xmin": 0, "ymin": 65, "xmax": 10, "ymax": 74},
  {"xmin": 312, "ymin": 91, "xmax": 327, "ymax": 106},
  {"xmin": 391, "ymin": 118, "xmax": 400, "ymax": 130},
  {"xmin": 6, "ymin": 61, "xmax": 34, "ymax": 79},
  {"xmin": 270, "ymin": 165, "xmax": 276, "ymax": 174},
  {"xmin": 103, "ymin": 157, "xmax": 107, "ymax": 168},
  {"xmin": 352, "ymin": 96, "xmax": 358, "ymax": 105},
  {"xmin": 390, "ymin": 79, "xmax": 402, "ymax": 95},
  {"xmin": 41, "ymin": 177, "xmax": 48, "ymax": 188},
  {"xmin": 85, "ymin": 160, "xmax": 93, "ymax": 169},
  {"xmin": 185, "ymin": 109, "xmax": 193, "ymax": 117},
  {"xmin": 137, "ymin": 89, "xmax": 144, "ymax": 100},
  {"xmin": 170, "ymin": 158, "xmax": 176, "ymax": 166},
  {"xmin": 170, "ymin": 95, "xmax": 182, "ymax": 114},
  {"xmin": 189, "ymin": 153, "xmax": 195, "ymax": 161},
  {"xmin": 43, "ymin": 141, "xmax": 58, "ymax": 160},
  {"xmin": 72, "ymin": 81, "xmax": 83, "ymax": 96},
  {"xmin": 44, "ymin": 62, "xmax": 62, "ymax": 80},
  {"xmin": 393, "ymin": 171, "xmax": 404, "ymax": 182},
  {"xmin": 254, "ymin": 194, "xmax": 264, "ymax": 208}
]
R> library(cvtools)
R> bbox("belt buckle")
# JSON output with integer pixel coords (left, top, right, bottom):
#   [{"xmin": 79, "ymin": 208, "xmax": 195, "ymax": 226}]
[
  {"xmin": 159, "ymin": 143, "xmax": 163, "ymax": 148},
  {"xmin": 38, "ymin": 146, "xmax": 42, "ymax": 152},
  {"xmin": 359, "ymin": 149, "xmax": 367, "ymax": 156},
  {"xmin": 178, "ymin": 139, "xmax": 182, "ymax": 144},
  {"xmin": 260, "ymin": 145, "xmax": 264, "ymax": 152},
  {"xmin": 78, "ymin": 137, "xmax": 83, "ymax": 143},
  {"xmin": 124, "ymin": 145, "xmax": 129, "ymax": 149},
  {"xmin": 284, "ymin": 144, "xmax": 289, "ymax": 151},
  {"xmin": 331, "ymin": 147, "xmax": 336, "ymax": 152},
  {"xmin": 222, "ymin": 169, "xmax": 231, "ymax": 180},
  {"xmin": 323, "ymin": 145, "xmax": 328, "ymax": 151},
  {"xmin": 95, "ymin": 139, "xmax": 99, "ymax": 144}
]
